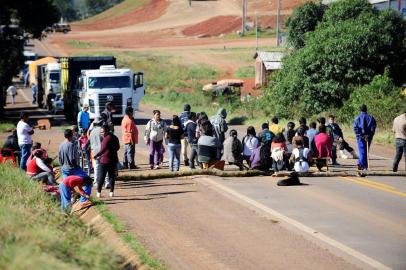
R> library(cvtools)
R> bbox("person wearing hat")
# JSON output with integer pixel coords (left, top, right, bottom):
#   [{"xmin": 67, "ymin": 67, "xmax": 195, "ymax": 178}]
[
  {"xmin": 101, "ymin": 102, "xmax": 115, "ymax": 133},
  {"xmin": 179, "ymin": 104, "xmax": 191, "ymax": 166},
  {"xmin": 77, "ymin": 104, "xmax": 90, "ymax": 135},
  {"xmin": 121, "ymin": 106, "xmax": 139, "ymax": 169}
]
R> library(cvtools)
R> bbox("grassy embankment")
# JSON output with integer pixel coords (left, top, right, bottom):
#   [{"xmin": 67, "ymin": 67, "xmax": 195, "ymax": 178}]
[
  {"xmin": 0, "ymin": 122, "xmax": 15, "ymax": 133},
  {"xmin": 0, "ymin": 164, "xmax": 125, "ymax": 269}
]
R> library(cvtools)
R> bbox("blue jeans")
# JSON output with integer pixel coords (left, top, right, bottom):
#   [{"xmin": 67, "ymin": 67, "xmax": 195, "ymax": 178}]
[
  {"xmin": 393, "ymin": 138, "xmax": 406, "ymax": 172},
  {"xmin": 61, "ymin": 167, "xmax": 91, "ymax": 202},
  {"xmin": 59, "ymin": 182, "xmax": 71, "ymax": 211},
  {"xmin": 168, "ymin": 143, "xmax": 181, "ymax": 171},
  {"xmin": 19, "ymin": 144, "xmax": 32, "ymax": 171}
]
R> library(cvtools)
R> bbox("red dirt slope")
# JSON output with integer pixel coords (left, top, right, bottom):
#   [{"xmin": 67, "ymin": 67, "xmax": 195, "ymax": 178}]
[
  {"xmin": 74, "ymin": 0, "xmax": 169, "ymax": 31},
  {"xmin": 183, "ymin": 16, "xmax": 242, "ymax": 37}
]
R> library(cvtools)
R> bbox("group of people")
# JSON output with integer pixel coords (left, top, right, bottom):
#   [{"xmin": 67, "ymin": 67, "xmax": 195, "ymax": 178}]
[{"xmin": 4, "ymin": 100, "xmax": 406, "ymax": 211}]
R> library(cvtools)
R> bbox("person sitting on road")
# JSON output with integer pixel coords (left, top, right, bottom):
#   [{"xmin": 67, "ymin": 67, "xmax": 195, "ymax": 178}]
[
  {"xmin": 283, "ymin": 122, "xmax": 296, "ymax": 169},
  {"xmin": 257, "ymin": 123, "xmax": 275, "ymax": 145},
  {"xmin": 298, "ymin": 117, "xmax": 309, "ymax": 132},
  {"xmin": 289, "ymin": 140, "xmax": 311, "ymax": 173},
  {"xmin": 306, "ymin": 122, "xmax": 319, "ymax": 153},
  {"xmin": 328, "ymin": 115, "xmax": 357, "ymax": 160},
  {"xmin": 313, "ymin": 125, "xmax": 333, "ymax": 171},
  {"xmin": 223, "ymin": 129, "xmax": 245, "ymax": 171},
  {"xmin": 292, "ymin": 127, "xmax": 309, "ymax": 149},
  {"xmin": 270, "ymin": 117, "xmax": 284, "ymax": 135},
  {"xmin": 271, "ymin": 133, "xmax": 288, "ymax": 172},
  {"xmin": 250, "ymin": 140, "xmax": 272, "ymax": 171},
  {"xmin": 242, "ymin": 126, "xmax": 258, "ymax": 167},
  {"xmin": 26, "ymin": 150, "xmax": 56, "ymax": 185},
  {"xmin": 198, "ymin": 120, "xmax": 224, "ymax": 170}
]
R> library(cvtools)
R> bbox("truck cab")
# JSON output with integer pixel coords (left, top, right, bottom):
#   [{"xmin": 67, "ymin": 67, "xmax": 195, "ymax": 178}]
[
  {"xmin": 75, "ymin": 65, "xmax": 144, "ymax": 119},
  {"xmin": 44, "ymin": 63, "xmax": 61, "ymax": 95}
]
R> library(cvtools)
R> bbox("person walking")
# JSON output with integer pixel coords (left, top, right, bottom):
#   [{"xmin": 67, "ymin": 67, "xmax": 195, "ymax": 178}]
[
  {"xmin": 392, "ymin": 110, "xmax": 406, "ymax": 172},
  {"xmin": 94, "ymin": 125, "xmax": 120, "ymax": 197},
  {"xmin": 180, "ymin": 104, "xmax": 191, "ymax": 166},
  {"xmin": 353, "ymin": 105, "xmax": 377, "ymax": 170},
  {"xmin": 101, "ymin": 102, "xmax": 115, "ymax": 133},
  {"xmin": 165, "ymin": 115, "xmax": 184, "ymax": 172},
  {"xmin": 121, "ymin": 107, "xmax": 139, "ymax": 169},
  {"xmin": 31, "ymin": 83, "xmax": 38, "ymax": 104},
  {"xmin": 6, "ymin": 85, "xmax": 17, "ymax": 105},
  {"xmin": 185, "ymin": 112, "xmax": 198, "ymax": 169},
  {"xmin": 77, "ymin": 104, "xmax": 90, "ymax": 134},
  {"xmin": 210, "ymin": 108, "xmax": 228, "ymax": 145},
  {"xmin": 144, "ymin": 110, "xmax": 167, "ymax": 169},
  {"xmin": 17, "ymin": 112, "xmax": 34, "ymax": 170}
]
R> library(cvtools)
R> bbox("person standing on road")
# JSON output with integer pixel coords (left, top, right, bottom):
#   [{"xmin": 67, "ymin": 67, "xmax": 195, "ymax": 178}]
[
  {"xmin": 101, "ymin": 102, "xmax": 115, "ymax": 133},
  {"xmin": 31, "ymin": 83, "xmax": 38, "ymax": 105},
  {"xmin": 121, "ymin": 107, "xmax": 139, "ymax": 169},
  {"xmin": 179, "ymin": 104, "xmax": 191, "ymax": 166},
  {"xmin": 59, "ymin": 129, "xmax": 86, "ymax": 179},
  {"xmin": 6, "ymin": 85, "xmax": 17, "ymax": 105},
  {"xmin": 144, "ymin": 110, "xmax": 167, "ymax": 169},
  {"xmin": 17, "ymin": 112, "xmax": 34, "ymax": 171},
  {"xmin": 89, "ymin": 118, "xmax": 103, "ymax": 183},
  {"xmin": 77, "ymin": 104, "xmax": 90, "ymax": 134},
  {"xmin": 210, "ymin": 108, "xmax": 228, "ymax": 146},
  {"xmin": 165, "ymin": 115, "xmax": 184, "ymax": 172},
  {"xmin": 392, "ymin": 110, "xmax": 406, "ymax": 172},
  {"xmin": 94, "ymin": 125, "xmax": 120, "ymax": 198},
  {"xmin": 185, "ymin": 112, "xmax": 198, "ymax": 169},
  {"xmin": 353, "ymin": 105, "xmax": 377, "ymax": 170}
]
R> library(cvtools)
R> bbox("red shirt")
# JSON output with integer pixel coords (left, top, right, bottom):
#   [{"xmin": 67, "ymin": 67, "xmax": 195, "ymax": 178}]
[
  {"xmin": 62, "ymin": 175, "xmax": 86, "ymax": 196},
  {"xmin": 314, "ymin": 133, "xmax": 333, "ymax": 158}
]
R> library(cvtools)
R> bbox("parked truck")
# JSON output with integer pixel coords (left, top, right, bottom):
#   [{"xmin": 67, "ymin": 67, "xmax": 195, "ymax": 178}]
[{"xmin": 60, "ymin": 56, "xmax": 145, "ymax": 121}]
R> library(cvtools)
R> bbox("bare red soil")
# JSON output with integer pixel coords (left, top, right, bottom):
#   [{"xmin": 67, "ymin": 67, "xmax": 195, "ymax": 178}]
[
  {"xmin": 183, "ymin": 16, "xmax": 242, "ymax": 37},
  {"xmin": 73, "ymin": 0, "xmax": 169, "ymax": 31}
]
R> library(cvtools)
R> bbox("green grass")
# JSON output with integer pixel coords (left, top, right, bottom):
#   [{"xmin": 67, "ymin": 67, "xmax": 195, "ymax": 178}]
[
  {"xmin": 0, "ymin": 121, "xmax": 15, "ymax": 132},
  {"xmin": 223, "ymin": 28, "xmax": 277, "ymax": 39},
  {"xmin": 94, "ymin": 201, "xmax": 168, "ymax": 269},
  {"xmin": 77, "ymin": 0, "xmax": 150, "ymax": 24},
  {"xmin": 0, "ymin": 164, "xmax": 125, "ymax": 270},
  {"xmin": 235, "ymin": 66, "xmax": 255, "ymax": 78},
  {"xmin": 67, "ymin": 40, "xmax": 94, "ymax": 49}
]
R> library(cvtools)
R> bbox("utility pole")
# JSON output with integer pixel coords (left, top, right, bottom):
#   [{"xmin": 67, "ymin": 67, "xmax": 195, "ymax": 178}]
[
  {"xmin": 276, "ymin": 0, "xmax": 281, "ymax": 46},
  {"xmin": 242, "ymin": 0, "xmax": 246, "ymax": 36},
  {"xmin": 255, "ymin": 11, "xmax": 258, "ymax": 50}
]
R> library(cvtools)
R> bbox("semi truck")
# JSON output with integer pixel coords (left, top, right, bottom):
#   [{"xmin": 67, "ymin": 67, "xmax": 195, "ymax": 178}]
[{"xmin": 60, "ymin": 56, "xmax": 145, "ymax": 121}]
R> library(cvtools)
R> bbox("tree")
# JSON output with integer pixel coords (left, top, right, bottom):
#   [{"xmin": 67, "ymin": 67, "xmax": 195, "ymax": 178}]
[
  {"xmin": 270, "ymin": 0, "xmax": 406, "ymax": 117},
  {"xmin": 0, "ymin": 0, "xmax": 59, "ymax": 111},
  {"xmin": 286, "ymin": 2, "xmax": 326, "ymax": 49}
]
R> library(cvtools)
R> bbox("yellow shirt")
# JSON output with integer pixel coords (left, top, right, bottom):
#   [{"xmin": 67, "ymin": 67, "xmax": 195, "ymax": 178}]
[{"xmin": 270, "ymin": 124, "xmax": 283, "ymax": 135}]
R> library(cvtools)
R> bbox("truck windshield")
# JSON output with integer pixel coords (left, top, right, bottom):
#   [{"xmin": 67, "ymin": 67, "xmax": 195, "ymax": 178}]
[
  {"xmin": 88, "ymin": 76, "xmax": 130, "ymax": 89},
  {"xmin": 49, "ymin": 72, "xmax": 60, "ymax": 83}
]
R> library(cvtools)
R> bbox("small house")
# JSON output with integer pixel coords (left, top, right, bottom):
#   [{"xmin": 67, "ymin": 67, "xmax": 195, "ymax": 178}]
[{"xmin": 254, "ymin": 51, "xmax": 285, "ymax": 88}]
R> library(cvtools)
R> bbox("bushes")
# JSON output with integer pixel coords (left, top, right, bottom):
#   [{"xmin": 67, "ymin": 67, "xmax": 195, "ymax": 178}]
[
  {"xmin": 339, "ymin": 74, "xmax": 405, "ymax": 128},
  {"xmin": 271, "ymin": 0, "xmax": 406, "ymax": 118}
]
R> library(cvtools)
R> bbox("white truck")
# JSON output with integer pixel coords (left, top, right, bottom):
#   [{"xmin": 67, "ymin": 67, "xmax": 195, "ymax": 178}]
[
  {"xmin": 61, "ymin": 56, "xmax": 145, "ymax": 120},
  {"xmin": 44, "ymin": 62, "xmax": 61, "ymax": 95}
]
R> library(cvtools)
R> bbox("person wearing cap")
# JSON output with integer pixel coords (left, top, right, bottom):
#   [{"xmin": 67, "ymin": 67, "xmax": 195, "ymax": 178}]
[
  {"xmin": 121, "ymin": 107, "xmax": 139, "ymax": 169},
  {"xmin": 17, "ymin": 112, "xmax": 34, "ymax": 170},
  {"xmin": 179, "ymin": 104, "xmax": 191, "ymax": 166},
  {"xmin": 77, "ymin": 104, "xmax": 90, "ymax": 135},
  {"xmin": 101, "ymin": 102, "xmax": 115, "ymax": 133}
]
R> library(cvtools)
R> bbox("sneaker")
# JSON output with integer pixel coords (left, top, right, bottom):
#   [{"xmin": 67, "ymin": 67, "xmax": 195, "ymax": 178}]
[
  {"xmin": 154, "ymin": 165, "xmax": 160, "ymax": 170},
  {"xmin": 109, "ymin": 192, "xmax": 114, "ymax": 197},
  {"xmin": 96, "ymin": 192, "xmax": 101, "ymax": 198}
]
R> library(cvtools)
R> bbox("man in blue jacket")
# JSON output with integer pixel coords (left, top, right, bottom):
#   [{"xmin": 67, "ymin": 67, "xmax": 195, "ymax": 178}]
[
  {"xmin": 77, "ymin": 104, "xmax": 90, "ymax": 134},
  {"xmin": 353, "ymin": 105, "xmax": 377, "ymax": 170}
]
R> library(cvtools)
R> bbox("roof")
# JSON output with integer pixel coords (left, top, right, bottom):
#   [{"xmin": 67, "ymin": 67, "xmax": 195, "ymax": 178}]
[
  {"xmin": 254, "ymin": 51, "xmax": 285, "ymax": 62},
  {"xmin": 264, "ymin": 62, "xmax": 282, "ymax": 70}
]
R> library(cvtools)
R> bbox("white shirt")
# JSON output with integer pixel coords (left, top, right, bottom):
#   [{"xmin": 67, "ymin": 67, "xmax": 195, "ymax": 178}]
[
  {"xmin": 17, "ymin": 120, "xmax": 33, "ymax": 145},
  {"xmin": 7, "ymin": 86, "xmax": 17, "ymax": 96},
  {"xmin": 292, "ymin": 147, "xmax": 310, "ymax": 173},
  {"xmin": 243, "ymin": 136, "xmax": 258, "ymax": 156},
  {"xmin": 36, "ymin": 157, "xmax": 52, "ymax": 172}
]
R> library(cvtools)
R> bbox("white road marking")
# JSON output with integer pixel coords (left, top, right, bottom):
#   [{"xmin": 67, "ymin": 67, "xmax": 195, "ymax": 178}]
[{"xmin": 200, "ymin": 177, "xmax": 392, "ymax": 270}]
